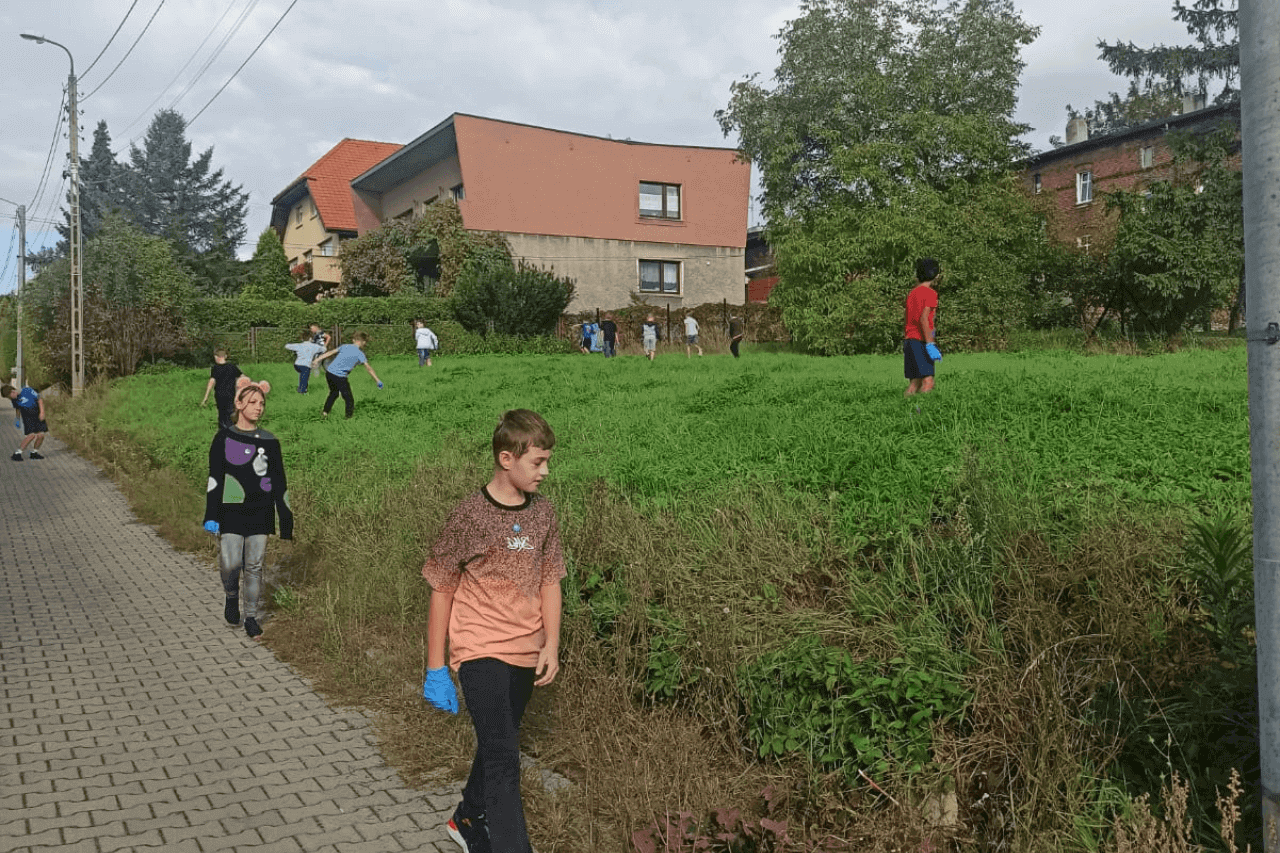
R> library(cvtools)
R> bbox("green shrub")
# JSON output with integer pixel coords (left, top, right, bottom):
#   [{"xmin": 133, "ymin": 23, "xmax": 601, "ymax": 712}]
[
  {"xmin": 738, "ymin": 635, "xmax": 969, "ymax": 781},
  {"xmin": 452, "ymin": 259, "xmax": 575, "ymax": 337}
]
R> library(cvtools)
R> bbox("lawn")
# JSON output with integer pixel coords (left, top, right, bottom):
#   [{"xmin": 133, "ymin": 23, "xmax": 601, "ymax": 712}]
[{"xmin": 57, "ymin": 344, "xmax": 1254, "ymax": 851}]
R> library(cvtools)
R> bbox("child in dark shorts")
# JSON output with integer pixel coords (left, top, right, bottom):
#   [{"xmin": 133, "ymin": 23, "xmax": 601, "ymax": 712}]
[{"xmin": 4, "ymin": 384, "xmax": 49, "ymax": 460}]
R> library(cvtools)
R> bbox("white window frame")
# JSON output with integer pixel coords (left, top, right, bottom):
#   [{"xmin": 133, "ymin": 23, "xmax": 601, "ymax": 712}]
[
  {"xmin": 1076, "ymin": 235, "xmax": 1092, "ymax": 254},
  {"xmin": 309, "ymin": 197, "xmax": 317, "ymax": 218},
  {"xmin": 1076, "ymin": 170, "xmax": 1093, "ymax": 205},
  {"xmin": 639, "ymin": 182, "xmax": 681, "ymax": 220},
  {"xmin": 451, "ymin": 184, "xmax": 465, "ymax": 201},
  {"xmin": 639, "ymin": 259, "xmax": 681, "ymax": 294},
  {"xmin": 1140, "ymin": 146, "xmax": 1155, "ymax": 169},
  {"xmin": 319, "ymin": 239, "xmax": 335, "ymax": 257},
  {"xmin": 294, "ymin": 206, "xmax": 303, "ymax": 227},
  {"xmin": 1032, "ymin": 173, "xmax": 1042, "ymax": 194}
]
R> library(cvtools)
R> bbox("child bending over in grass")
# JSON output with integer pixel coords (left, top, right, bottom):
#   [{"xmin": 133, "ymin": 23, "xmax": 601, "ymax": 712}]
[
  {"xmin": 203, "ymin": 376, "xmax": 293, "ymax": 639},
  {"xmin": 422, "ymin": 409, "xmax": 565, "ymax": 853}
]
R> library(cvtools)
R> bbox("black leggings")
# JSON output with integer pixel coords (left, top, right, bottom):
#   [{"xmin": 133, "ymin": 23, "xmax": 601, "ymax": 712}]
[{"xmin": 323, "ymin": 371, "xmax": 354, "ymax": 417}]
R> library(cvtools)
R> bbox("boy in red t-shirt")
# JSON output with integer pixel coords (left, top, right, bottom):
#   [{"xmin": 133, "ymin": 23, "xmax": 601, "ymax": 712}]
[
  {"xmin": 422, "ymin": 409, "xmax": 565, "ymax": 853},
  {"xmin": 904, "ymin": 258, "xmax": 942, "ymax": 396}
]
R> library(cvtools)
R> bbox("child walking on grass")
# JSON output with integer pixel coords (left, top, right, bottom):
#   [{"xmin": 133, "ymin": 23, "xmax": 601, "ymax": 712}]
[
  {"xmin": 203, "ymin": 376, "xmax": 293, "ymax": 639},
  {"xmin": 200, "ymin": 348, "xmax": 242, "ymax": 428},
  {"xmin": 312, "ymin": 331, "xmax": 383, "ymax": 419},
  {"xmin": 422, "ymin": 409, "xmax": 565, "ymax": 853}
]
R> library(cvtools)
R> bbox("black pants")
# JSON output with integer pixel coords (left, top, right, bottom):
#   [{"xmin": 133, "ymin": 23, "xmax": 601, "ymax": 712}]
[
  {"xmin": 458, "ymin": 658, "xmax": 536, "ymax": 853},
  {"xmin": 322, "ymin": 371, "xmax": 354, "ymax": 418},
  {"xmin": 731, "ymin": 335, "xmax": 743, "ymax": 358}
]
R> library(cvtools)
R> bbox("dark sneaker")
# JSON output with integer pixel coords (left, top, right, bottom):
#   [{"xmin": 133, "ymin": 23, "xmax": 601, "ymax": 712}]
[
  {"xmin": 28, "ymin": 451, "xmax": 44, "ymax": 460},
  {"xmin": 224, "ymin": 597, "xmax": 240, "ymax": 626},
  {"xmin": 10, "ymin": 451, "xmax": 22, "ymax": 462},
  {"xmin": 244, "ymin": 617, "xmax": 262, "ymax": 639},
  {"xmin": 446, "ymin": 810, "xmax": 491, "ymax": 853}
]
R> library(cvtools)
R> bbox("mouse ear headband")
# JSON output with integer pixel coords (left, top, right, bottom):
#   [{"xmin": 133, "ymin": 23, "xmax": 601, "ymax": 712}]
[{"xmin": 235, "ymin": 375, "xmax": 271, "ymax": 400}]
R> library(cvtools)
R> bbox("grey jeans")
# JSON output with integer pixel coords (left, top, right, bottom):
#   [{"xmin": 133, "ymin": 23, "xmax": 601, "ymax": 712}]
[{"xmin": 219, "ymin": 533, "xmax": 268, "ymax": 620}]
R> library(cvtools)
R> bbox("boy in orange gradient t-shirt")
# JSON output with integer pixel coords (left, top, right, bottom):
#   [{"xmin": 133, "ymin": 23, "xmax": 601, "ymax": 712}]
[{"xmin": 422, "ymin": 409, "xmax": 565, "ymax": 853}]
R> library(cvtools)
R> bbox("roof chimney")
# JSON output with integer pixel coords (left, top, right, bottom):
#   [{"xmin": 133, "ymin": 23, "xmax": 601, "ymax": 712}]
[{"xmin": 1066, "ymin": 117, "xmax": 1089, "ymax": 145}]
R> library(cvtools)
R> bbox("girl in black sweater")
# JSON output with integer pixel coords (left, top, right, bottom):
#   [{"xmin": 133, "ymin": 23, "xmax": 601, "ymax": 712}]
[{"xmin": 203, "ymin": 377, "xmax": 293, "ymax": 638}]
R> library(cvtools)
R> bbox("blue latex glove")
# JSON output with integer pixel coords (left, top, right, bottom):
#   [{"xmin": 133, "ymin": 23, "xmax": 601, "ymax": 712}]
[
  {"xmin": 204, "ymin": 520, "xmax": 220, "ymax": 534},
  {"xmin": 423, "ymin": 666, "xmax": 458, "ymax": 714},
  {"xmin": 14, "ymin": 418, "xmax": 20, "ymax": 430},
  {"xmin": 925, "ymin": 342, "xmax": 942, "ymax": 362},
  {"xmin": 376, "ymin": 381, "xmax": 384, "ymax": 389}
]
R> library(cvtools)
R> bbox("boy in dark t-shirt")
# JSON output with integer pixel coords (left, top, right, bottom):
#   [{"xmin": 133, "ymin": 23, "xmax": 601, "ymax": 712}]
[{"xmin": 200, "ymin": 349, "xmax": 242, "ymax": 428}]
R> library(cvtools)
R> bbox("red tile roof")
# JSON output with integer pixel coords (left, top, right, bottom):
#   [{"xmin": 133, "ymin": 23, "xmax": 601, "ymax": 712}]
[{"xmin": 294, "ymin": 139, "xmax": 402, "ymax": 232}]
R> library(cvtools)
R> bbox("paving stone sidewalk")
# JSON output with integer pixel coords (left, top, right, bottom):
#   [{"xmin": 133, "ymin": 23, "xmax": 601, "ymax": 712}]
[{"xmin": 0, "ymin": 435, "xmax": 461, "ymax": 853}]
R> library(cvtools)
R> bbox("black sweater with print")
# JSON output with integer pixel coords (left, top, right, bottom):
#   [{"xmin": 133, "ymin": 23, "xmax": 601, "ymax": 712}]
[{"xmin": 204, "ymin": 425, "xmax": 293, "ymax": 538}]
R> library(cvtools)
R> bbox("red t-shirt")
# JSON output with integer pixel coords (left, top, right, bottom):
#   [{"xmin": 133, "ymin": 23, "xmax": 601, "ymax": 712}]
[{"xmin": 904, "ymin": 284, "xmax": 938, "ymax": 341}]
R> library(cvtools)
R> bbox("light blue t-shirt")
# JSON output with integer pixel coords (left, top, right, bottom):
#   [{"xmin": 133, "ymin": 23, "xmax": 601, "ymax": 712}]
[
  {"xmin": 285, "ymin": 341, "xmax": 325, "ymax": 367},
  {"xmin": 326, "ymin": 344, "xmax": 368, "ymax": 377}
]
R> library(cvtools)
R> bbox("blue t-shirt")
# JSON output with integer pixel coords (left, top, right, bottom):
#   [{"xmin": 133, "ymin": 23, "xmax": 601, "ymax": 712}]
[
  {"xmin": 12, "ymin": 387, "xmax": 39, "ymax": 413},
  {"xmin": 326, "ymin": 344, "xmax": 368, "ymax": 377}
]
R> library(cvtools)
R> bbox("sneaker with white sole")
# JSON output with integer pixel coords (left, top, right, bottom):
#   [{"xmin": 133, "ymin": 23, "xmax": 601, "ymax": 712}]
[
  {"xmin": 28, "ymin": 451, "xmax": 44, "ymax": 460},
  {"xmin": 10, "ymin": 451, "xmax": 22, "ymax": 462},
  {"xmin": 446, "ymin": 810, "xmax": 491, "ymax": 853}
]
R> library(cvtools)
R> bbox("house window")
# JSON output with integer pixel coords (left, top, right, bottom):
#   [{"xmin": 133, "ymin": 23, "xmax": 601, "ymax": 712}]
[
  {"xmin": 319, "ymin": 239, "xmax": 335, "ymax": 257},
  {"xmin": 451, "ymin": 184, "xmax": 465, "ymax": 201},
  {"xmin": 309, "ymin": 198, "xmax": 317, "ymax": 218},
  {"xmin": 1140, "ymin": 146, "xmax": 1155, "ymax": 169},
  {"xmin": 1032, "ymin": 173, "xmax": 1041, "ymax": 194},
  {"xmin": 639, "ymin": 259, "xmax": 681, "ymax": 294},
  {"xmin": 639, "ymin": 182, "xmax": 681, "ymax": 219},
  {"xmin": 1076, "ymin": 170, "xmax": 1093, "ymax": 205},
  {"xmin": 294, "ymin": 206, "xmax": 303, "ymax": 226},
  {"xmin": 1076, "ymin": 235, "xmax": 1092, "ymax": 254}
]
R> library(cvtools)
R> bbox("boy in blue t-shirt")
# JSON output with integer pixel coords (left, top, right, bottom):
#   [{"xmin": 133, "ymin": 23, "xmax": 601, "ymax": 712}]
[
  {"xmin": 3, "ymin": 384, "xmax": 49, "ymax": 460},
  {"xmin": 312, "ymin": 332, "xmax": 383, "ymax": 419}
]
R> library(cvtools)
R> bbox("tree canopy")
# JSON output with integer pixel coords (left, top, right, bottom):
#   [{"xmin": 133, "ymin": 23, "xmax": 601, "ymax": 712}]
[
  {"xmin": 1097, "ymin": 0, "xmax": 1238, "ymax": 104},
  {"xmin": 44, "ymin": 109, "xmax": 249, "ymax": 297},
  {"xmin": 241, "ymin": 229, "xmax": 297, "ymax": 301},
  {"xmin": 717, "ymin": 0, "xmax": 1045, "ymax": 353}
]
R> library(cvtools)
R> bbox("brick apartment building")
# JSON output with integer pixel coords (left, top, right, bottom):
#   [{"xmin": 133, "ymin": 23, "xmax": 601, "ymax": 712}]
[{"xmin": 1019, "ymin": 100, "xmax": 1240, "ymax": 254}]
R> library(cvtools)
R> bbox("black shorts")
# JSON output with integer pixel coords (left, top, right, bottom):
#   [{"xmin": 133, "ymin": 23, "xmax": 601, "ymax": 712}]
[
  {"xmin": 19, "ymin": 410, "xmax": 48, "ymax": 435},
  {"xmin": 904, "ymin": 339, "xmax": 935, "ymax": 380}
]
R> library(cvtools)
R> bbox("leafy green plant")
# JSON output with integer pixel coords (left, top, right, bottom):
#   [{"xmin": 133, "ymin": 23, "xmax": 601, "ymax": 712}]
[
  {"xmin": 1183, "ymin": 511, "xmax": 1253, "ymax": 660},
  {"xmin": 644, "ymin": 605, "xmax": 699, "ymax": 702},
  {"xmin": 272, "ymin": 585, "xmax": 301, "ymax": 612},
  {"xmin": 738, "ymin": 636, "xmax": 969, "ymax": 781}
]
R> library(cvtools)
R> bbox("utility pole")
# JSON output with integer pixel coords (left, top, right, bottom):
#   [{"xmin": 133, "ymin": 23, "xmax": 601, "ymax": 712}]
[
  {"xmin": 21, "ymin": 33, "xmax": 83, "ymax": 396},
  {"xmin": 1242, "ymin": 0, "xmax": 1280, "ymax": 847},
  {"xmin": 16, "ymin": 205, "xmax": 24, "ymax": 389}
]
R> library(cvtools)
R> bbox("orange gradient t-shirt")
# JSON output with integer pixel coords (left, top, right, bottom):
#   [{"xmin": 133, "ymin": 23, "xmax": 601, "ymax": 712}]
[{"xmin": 422, "ymin": 488, "xmax": 565, "ymax": 669}]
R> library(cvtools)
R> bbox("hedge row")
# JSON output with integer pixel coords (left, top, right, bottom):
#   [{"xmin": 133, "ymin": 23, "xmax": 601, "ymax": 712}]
[{"xmin": 186, "ymin": 296, "xmax": 453, "ymax": 335}]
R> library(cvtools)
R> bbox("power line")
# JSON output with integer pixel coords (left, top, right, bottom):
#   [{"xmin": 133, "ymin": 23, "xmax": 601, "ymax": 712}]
[
  {"xmin": 167, "ymin": 0, "xmax": 260, "ymax": 116},
  {"xmin": 81, "ymin": 0, "xmax": 141, "ymax": 79},
  {"xmin": 81, "ymin": 0, "xmax": 168, "ymax": 102},
  {"xmin": 116, "ymin": 0, "xmax": 239, "ymax": 138},
  {"xmin": 0, "ymin": 226, "xmax": 18, "ymax": 290},
  {"xmin": 188, "ymin": 0, "xmax": 297, "ymax": 127}
]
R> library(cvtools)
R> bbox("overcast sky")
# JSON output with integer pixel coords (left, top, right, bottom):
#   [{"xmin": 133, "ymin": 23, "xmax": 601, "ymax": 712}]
[{"xmin": 0, "ymin": 0, "xmax": 1192, "ymax": 294}]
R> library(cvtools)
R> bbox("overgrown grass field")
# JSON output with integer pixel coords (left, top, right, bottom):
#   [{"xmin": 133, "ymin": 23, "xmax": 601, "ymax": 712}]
[{"xmin": 55, "ymin": 343, "xmax": 1254, "ymax": 851}]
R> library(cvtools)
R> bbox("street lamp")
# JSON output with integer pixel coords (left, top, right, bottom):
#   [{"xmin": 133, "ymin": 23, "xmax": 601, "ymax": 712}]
[{"xmin": 21, "ymin": 33, "xmax": 83, "ymax": 397}]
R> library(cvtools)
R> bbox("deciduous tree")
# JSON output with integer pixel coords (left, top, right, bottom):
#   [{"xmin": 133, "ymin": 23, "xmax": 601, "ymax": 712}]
[{"xmin": 717, "ymin": 0, "xmax": 1044, "ymax": 353}]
